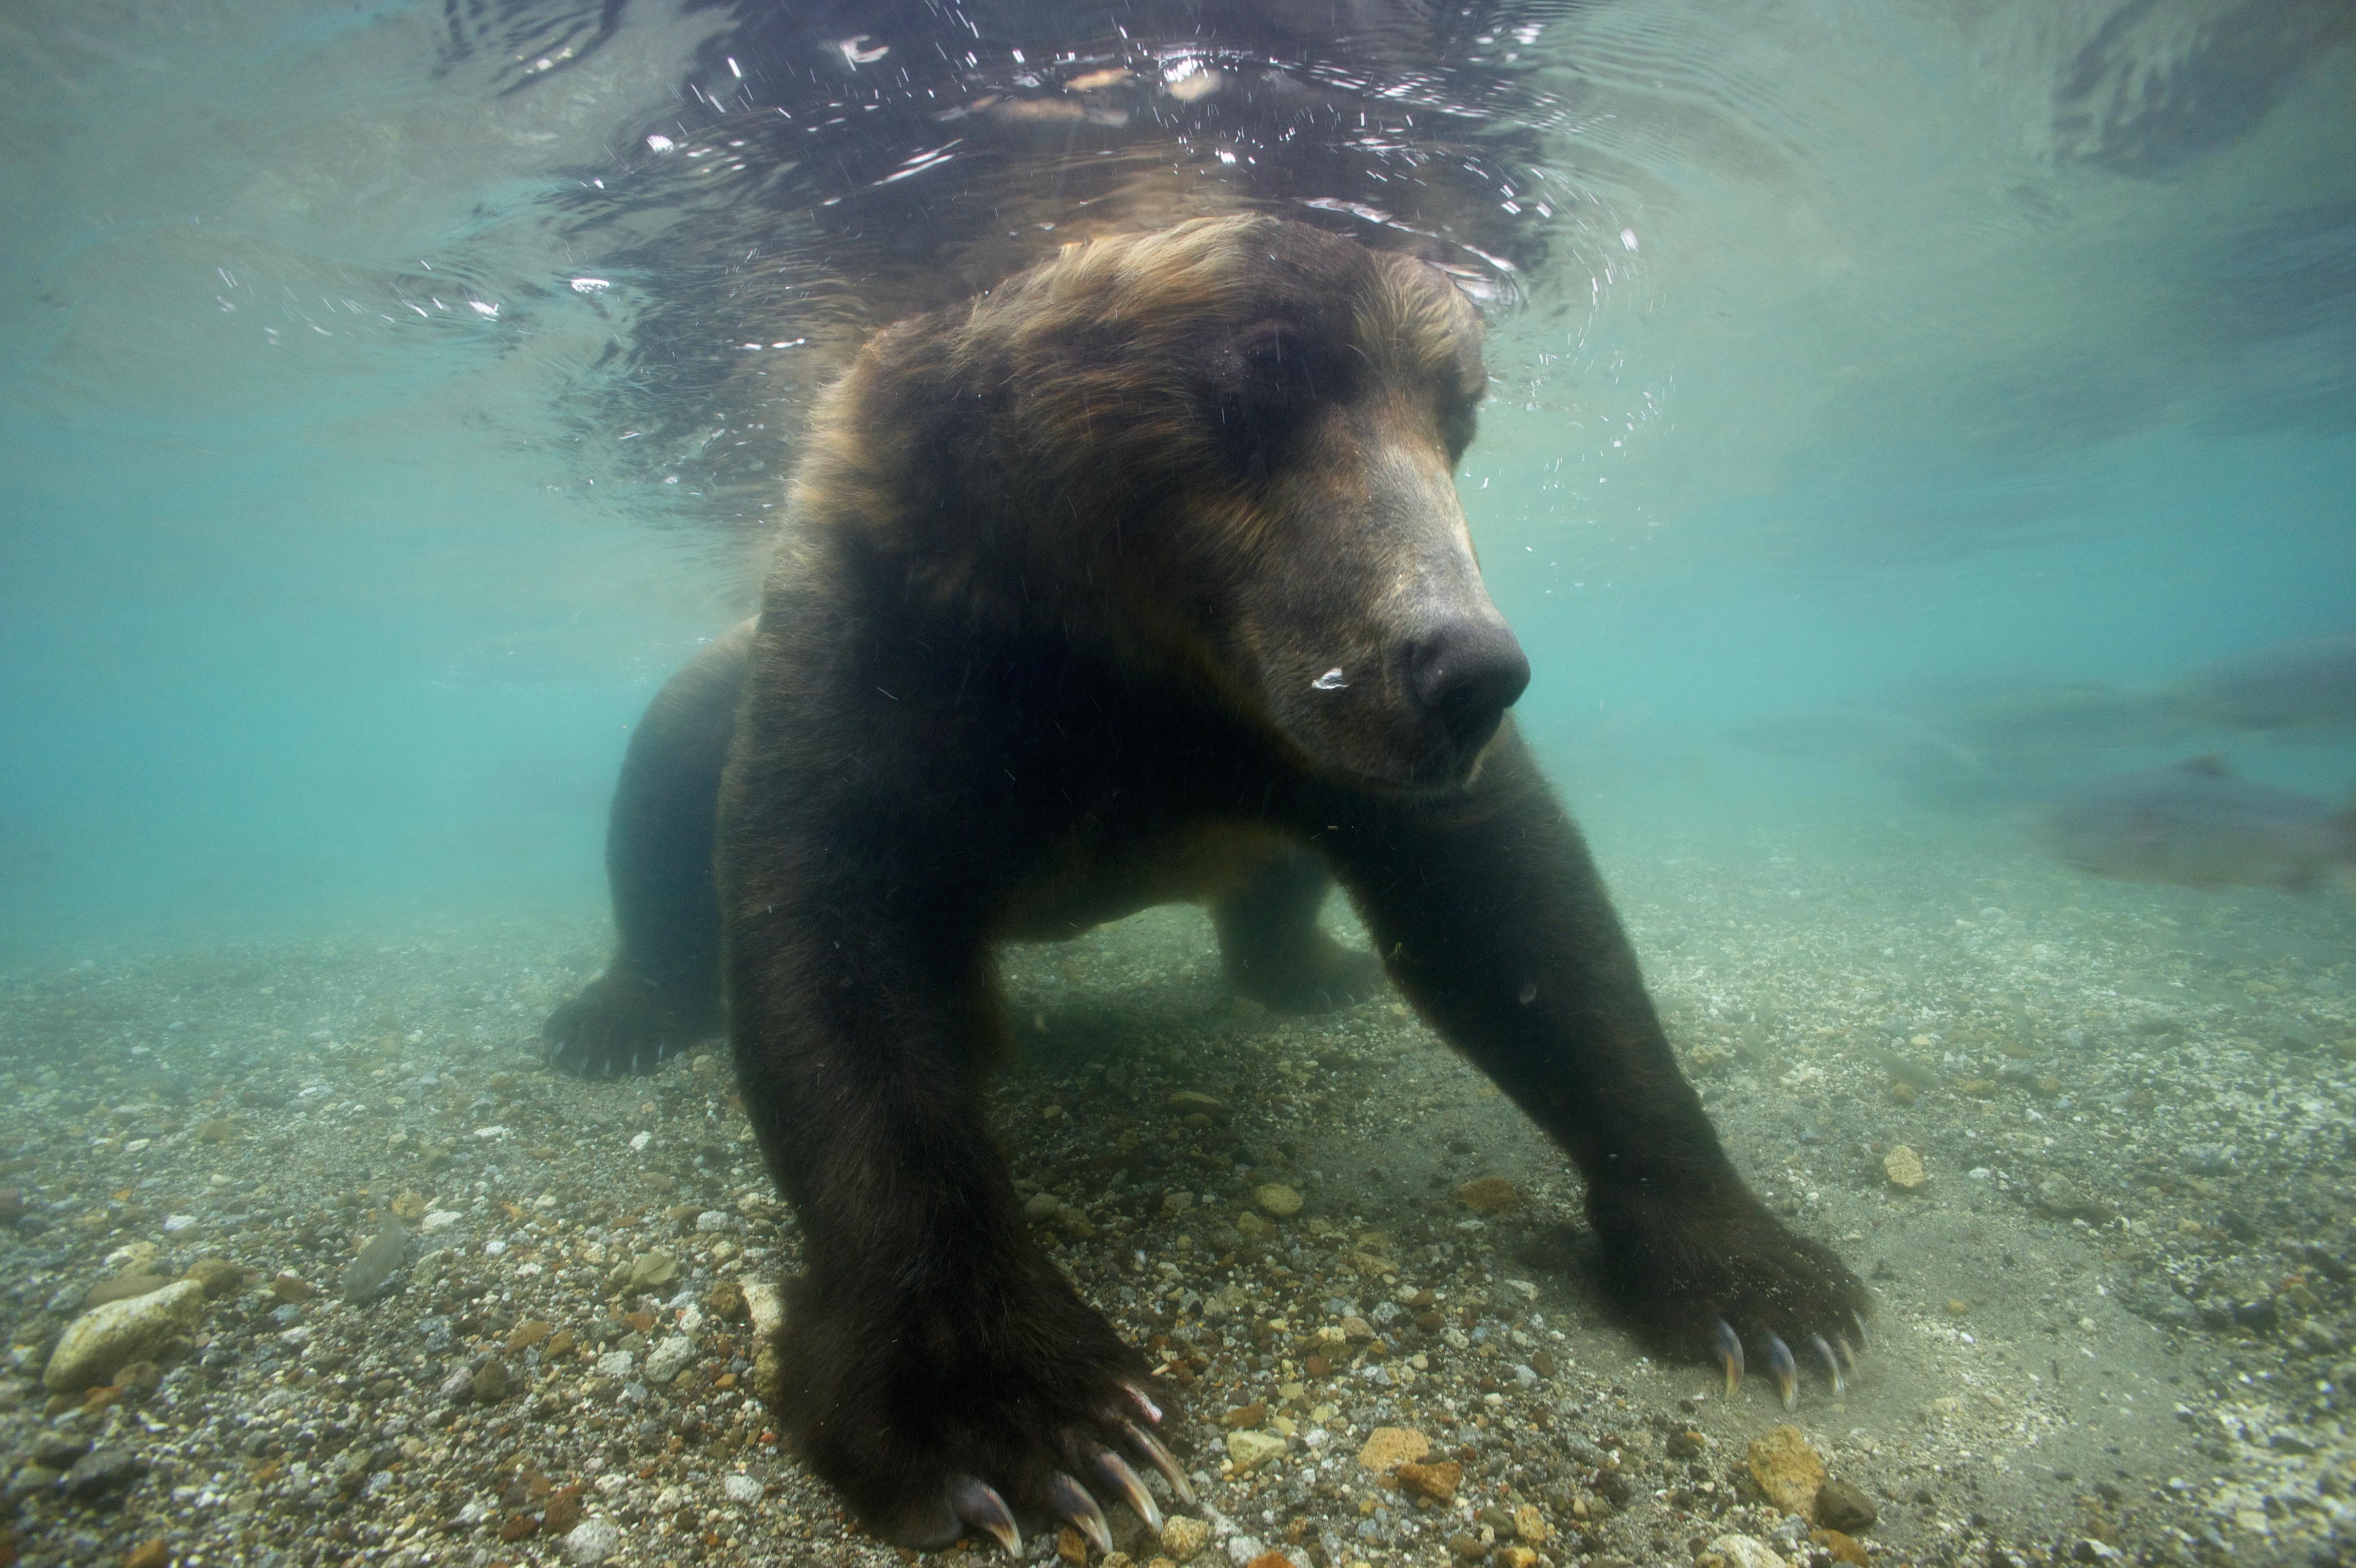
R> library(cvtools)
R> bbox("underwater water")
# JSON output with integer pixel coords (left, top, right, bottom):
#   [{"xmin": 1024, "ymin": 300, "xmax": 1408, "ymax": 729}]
[{"xmin": 3, "ymin": 1, "xmax": 2354, "ymax": 1565}]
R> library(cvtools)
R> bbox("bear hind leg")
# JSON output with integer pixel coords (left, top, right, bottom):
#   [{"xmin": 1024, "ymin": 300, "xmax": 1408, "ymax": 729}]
[{"xmin": 1213, "ymin": 845, "xmax": 1386, "ymax": 1012}]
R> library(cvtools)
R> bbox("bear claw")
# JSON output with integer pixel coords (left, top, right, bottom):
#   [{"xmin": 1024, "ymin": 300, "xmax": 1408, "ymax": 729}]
[
  {"xmin": 951, "ymin": 1475, "xmax": 1020, "ymax": 1555},
  {"xmin": 1712, "ymin": 1318, "xmax": 1744, "ymax": 1396},
  {"xmin": 1092, "ymin": 1448, "xmax": 1163, "ymax": 1532},
  {"xmin": 1120, "ymin": 1417, "xmax": 1196, "ymax": 1505},
  {"xmin": 1047, "ymin": 1471, "xmax": 1113, "ymax": 1554},
  {"xmin": 1761, "ymin": 1331, "xmax": 1798, "ymax": 1409},
  {"xmin": 1811, "ymin": 1333, "xmax": 1844, "ymax": 1396}
]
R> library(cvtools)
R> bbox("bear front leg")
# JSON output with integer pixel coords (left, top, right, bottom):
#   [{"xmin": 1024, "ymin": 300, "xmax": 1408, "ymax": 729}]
[
  {"xmin": 1323, "ymin": 730, "xmax": 1870, "ymax": 1406},
  {"xmin": 723, "ymin": 880, "xmax": 1186, "ymax": 1551}
]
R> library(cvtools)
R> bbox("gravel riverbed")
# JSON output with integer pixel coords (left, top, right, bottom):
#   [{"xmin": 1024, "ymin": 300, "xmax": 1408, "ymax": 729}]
[{"xmin": 4, "ymin": 818, "xmax": 2352, "ymax": 1568}]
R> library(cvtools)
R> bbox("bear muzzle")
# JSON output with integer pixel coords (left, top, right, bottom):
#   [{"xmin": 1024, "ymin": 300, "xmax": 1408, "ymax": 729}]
[{"xmin": 1406, "ymin": 617, "xmax": 1530, "ymax": 767}]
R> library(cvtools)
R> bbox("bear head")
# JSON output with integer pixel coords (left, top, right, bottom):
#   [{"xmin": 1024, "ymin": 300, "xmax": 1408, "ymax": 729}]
[{"xmin": 792, "ymin": 214, "xmax": 1529, "ymax": 792}]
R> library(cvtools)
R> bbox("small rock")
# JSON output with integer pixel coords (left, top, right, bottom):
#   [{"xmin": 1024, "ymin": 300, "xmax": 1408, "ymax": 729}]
[
  {"xmin": 1666, "ymin": 1429, "xmax": 1707, "ymax": 1459},
  {"xmin": 561, "ymin": 1516, "xmax": 622, "ymax": 1564},
  {"xmin": 1161, "ymin": 1514, "xmax": 1212, "ymax": 1561},
  {"xmin": 1814, "ymin": 1479, "xmax": 1877, "ymax": 1531},
  {"xmin": 543, "ymin": 1485, "xmax": 584, "ymax": 1535},
  {"xmin": 1883, "ymin": 1146, "xmax": 1927, "ymax": 1190},
  {"xmin": 1397, "ymin": 1459, "xmax": 1463, "ymax": 1504},
  {"xmin": 507, "ymin": 1319, "xmax": 552, "ymax": 1351},
  {"xmin": 34, "ymin": 1434, "xmax": 92, "ymax": 1470},
  {"xmin": 595, "ymin": 1349, "xmax": 634, "ymax": 1380},
  {"xmin": 722, "ymin": 1473, "xmax": 762, "ymax": 1503},
  {"xmin": 45, "ymin": 1279, "xmax": 205, "ymax": 1393},
  {"xmin": 624, "ymin": 1252, "xmax": 678, "ymax": 1290},
  {"xmin": 1254, "ymin": 1184, "xmax": 1303, "ymax": 1217},
  {"xmin": 1025, "ymin": 1192, "xmax": 1062, "ymax": 1220},
  {"xmin": 1452, "ymin": 1175, "xmax": 1521, "ymax": 1214},
  {"xmin": 1810, "ymin": 1527, "xmax": 1869, "ymax": 1565},
  {"xmin": 741, "ymin": 1280, "xmax": 785, "ymax": 1341},
  {"xmin": 471, "ymin": 1359, "xmax": 513, "ymax": 1403},
  {"xmin": 62, "ymin": 1446, "xmax": 146, "ymax": 1501},
  {"xmin": 1697, "ymin": 1534, "xmax": 1790, "ymax": 1568},
  {"xmin": 1223, "ymin": 1401, "xmax": 1268, "ymax": 1429},
  {"xmin": 183, "ymin": 1257, "xmax": 244, "ymax": 1299},
  {"xmin": 1746, "ymin": 1425, "xmax": 1827, "ymax": 1518},
  {"xmin": 84, "ymin": 1275, "xmax": 173, "ymax": 1309},
  {"xmin": 1357, "ymin": 1426, "xmax": 1430, "ymax": 1471},
  {"xmin": 1513, "ymin": 1502, "xmax": 1550, "ymax": 1543},
  {"xmin": 1226, "ymin": 1429, "xmax": 1286, "ymax": 1473},
  {"xmin": 125, "ymin": 1539, "xmax": 170, "ymax": 1568},
  {"xmin": 270, "ymin": 1273, "xmax": 316, "ymax": 1305},
  {"xmin": 644, "ymin": 1335, "xmax": 695, "ymax": 1383}
]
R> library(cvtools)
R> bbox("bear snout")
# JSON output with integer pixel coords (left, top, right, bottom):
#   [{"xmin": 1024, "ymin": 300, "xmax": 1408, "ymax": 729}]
[{"xmin": 1406, "ymin": 617, "xmax": 1530, "ymax": 765}]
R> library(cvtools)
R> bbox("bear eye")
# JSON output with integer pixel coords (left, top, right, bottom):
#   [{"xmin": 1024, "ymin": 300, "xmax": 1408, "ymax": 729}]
[
  {"xmin": 1442, "ymin": 394, "xmax": 1479, "ymax": 464},
  {"xmin": 1209, "ymin": 324, "xmax": 1348, "ymax": 469}
]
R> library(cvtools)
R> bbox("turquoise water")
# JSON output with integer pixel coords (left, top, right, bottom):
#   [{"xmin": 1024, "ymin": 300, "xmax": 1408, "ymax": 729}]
[{"xmin": 4, "ymin": 1, "xmax": 2350, "ymax": 959}]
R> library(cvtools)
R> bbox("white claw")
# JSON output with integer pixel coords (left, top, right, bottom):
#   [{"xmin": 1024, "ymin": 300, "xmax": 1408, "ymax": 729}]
[{"xmin": 1762, "ymin": 1332, "xmax": 1798, "ymax": 1410}]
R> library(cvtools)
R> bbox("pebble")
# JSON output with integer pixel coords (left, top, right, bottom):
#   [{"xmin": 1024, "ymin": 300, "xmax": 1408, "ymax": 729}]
[
  {"xmin": 622, "ymin": 1251, "xmax": 678, "ymax": 1290},
  {"xmin": 722, "ymin": 1473, "xmax": 762, "ymax": 1503},
  {"xmin": 1746, "ymin": 1425, "xmax": 1827, "ymax": 1517},
  {"xmin": 470, "ymin": 1358, "xmax": 512, "ymax": 1402},
  {"xmin": 1397, "ymin": 1458, "xmax": 1462, "ymax": 1504},
  {"xmin": 644, "ymin": 1335, "xmax": 694, "ymax": 1383},
  {"xmin": 44, "ymin": 1278, "xmax": 205, "ymax": 1392},
  {"xmin": 1253, "ymin": 1183, "xmax": 1303, "ymax": 1217},
  {"xmin": 62, "ymin": 1447, "xmax": 145, "ymax": 1500},
  {"xmin": 1882, "ymin": 1145, "xmax": 1927, "ymax": 1189},
  {"xmin": 561, "ymin": 1515, "xmax": 622, "ymax": 1563},
  {"xmin": 1226, "ymin": 1429, "xmax": 1286, "ymax": 1472},
  {"xmin": 1357, "ymin": 1426, "xmax": 1429, "ymax": 1471},
  {"xmin": 1451, "ymin": 1175, "xmax": 1521, "ymax": 1214},
  {"xmin": 1161, "ymin": 1514, "xmax": 1212, "ymax": 1561},
  {"xmin": 1697, "ymin": 1534, "xmax": 1790, "ymax": 1568},
  {"xmin": 1815, "ymin": 1478, "xmax": 1878, "ymax": 1531}
]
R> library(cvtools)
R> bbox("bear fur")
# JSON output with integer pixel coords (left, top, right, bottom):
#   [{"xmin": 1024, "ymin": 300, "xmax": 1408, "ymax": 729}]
[{"xmin": 562, "ymin": 215, "xmax": 1867, "ymax": 1549}]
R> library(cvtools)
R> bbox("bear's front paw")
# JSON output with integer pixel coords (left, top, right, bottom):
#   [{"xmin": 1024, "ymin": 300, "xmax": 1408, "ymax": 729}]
[
  {"xmin": 541, "ymin": 970, "xmax": 705, "ymax": 1077},
  {"xmin": 1589, "ymin": 1187, "xmax": 1871, "ymax": 1409},
  {"xmin": 762, "ymin": 1273, "xmax": 1190, "ymax": 1553}
]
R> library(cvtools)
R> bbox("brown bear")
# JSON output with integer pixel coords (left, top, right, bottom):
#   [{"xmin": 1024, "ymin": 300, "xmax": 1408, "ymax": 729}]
[{"xmin": 554, "ymin": 214, "xmax": 1867, "ymax": 1552}]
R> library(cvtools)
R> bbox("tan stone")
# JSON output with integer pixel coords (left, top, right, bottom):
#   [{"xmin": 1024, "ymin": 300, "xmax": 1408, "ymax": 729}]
[
  {"xmin": 1396, "ymin": 1459, "xmax": 1462, "ymax": 1504},
  {"xmin": 45, "ymin": 1278, "xmax": 204, "ymax": 1392},
  {"xmin": 1746, "ymin": 1425, "xmax": 1828, "ymax": 1518},
  {"xmin": 1513, "ymin": 1502, "xmax": 1550, "ymax": 1543},
  {"xmin": 1159, "ymin": 1515, "xmax": 1212, "ymax": 1561},
  {"xmin": 1811, "ymin": 1528, "xmax": 1869, "ymax": 1564},
  {"xmin": 1356, "ymin": 1426, "xmax": 1429, "ymax": 1472},
  {"xmin": 1226, "ymin": 1429, "xmax": 1286, "ymax": 1473},
  {"xmin": 1451, "ymin": 1175, "xmax": 1521, "ymax": 1214},
  {"xmin": 1883, "ymin": 1145, "xmax": 1927, "ymax": 1189},
  {"xmin": 1254, "ymin": 1183, "xmax": 1303, "ymax": 1217}
]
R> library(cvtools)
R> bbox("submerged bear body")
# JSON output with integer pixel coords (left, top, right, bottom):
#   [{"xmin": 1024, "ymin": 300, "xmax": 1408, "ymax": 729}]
[{"xmin": 548, "ymin": 215, "xmax": 1867, "ymax": 1551}]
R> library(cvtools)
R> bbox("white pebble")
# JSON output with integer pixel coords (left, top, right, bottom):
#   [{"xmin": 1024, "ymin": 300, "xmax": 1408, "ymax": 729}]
[{"xmin": 562, "ymin": 1517, "xmax": 622, "ymax": 1563}]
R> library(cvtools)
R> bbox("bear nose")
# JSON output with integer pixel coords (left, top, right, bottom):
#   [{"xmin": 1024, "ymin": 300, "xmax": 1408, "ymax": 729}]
[{"xmin": 1409, "ymin": 620, "xmax": 1530, "ymax": 757}]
